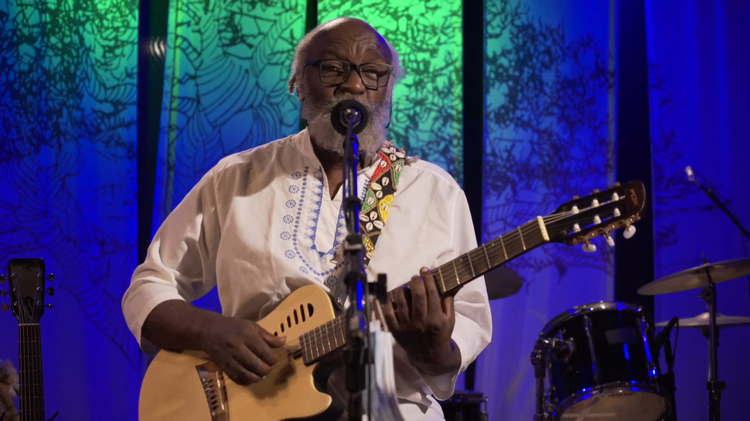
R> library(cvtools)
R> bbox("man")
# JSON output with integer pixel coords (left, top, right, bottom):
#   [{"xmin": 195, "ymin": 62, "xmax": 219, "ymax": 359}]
[{"xmin": 123, "ymin": 17, "xmax": 491, "ymax": 420}]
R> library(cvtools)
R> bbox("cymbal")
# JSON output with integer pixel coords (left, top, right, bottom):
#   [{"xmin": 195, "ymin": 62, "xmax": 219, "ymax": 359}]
[
  {"xmin": 638, "ymin": 258, "xmax": 750, "ymax": 296},
  {"xmin": 656, "ymin": 312, "xmax": 750, "ymax": 330},
  {"xmin": 484, "ymin": 266, "xmax": 523, "ymax": 300}
]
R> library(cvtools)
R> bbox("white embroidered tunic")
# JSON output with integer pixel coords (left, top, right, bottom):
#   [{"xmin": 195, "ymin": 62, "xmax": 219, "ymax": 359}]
[{"xmin": 122, "ymin": 129, "xmax": 492, "ymax": 418}]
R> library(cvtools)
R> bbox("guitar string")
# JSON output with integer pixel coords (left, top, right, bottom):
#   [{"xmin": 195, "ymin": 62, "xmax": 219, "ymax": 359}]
[
  {"xmin": 303, "ymin": 201, "xmax": 630, "ymax": 360},
  {"xmin": 304, "ymin": 219, "xmax": 551, "ymax": 360},
  {"xmin": 301, "ymin": 208, "xmax": 618, "ymax": 361}
]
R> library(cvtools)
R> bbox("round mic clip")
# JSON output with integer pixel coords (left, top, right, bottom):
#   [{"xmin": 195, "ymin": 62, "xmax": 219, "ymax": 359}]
[{"xmin": 331, "ymin": 99, "xmax": 369, "ymax": 135}]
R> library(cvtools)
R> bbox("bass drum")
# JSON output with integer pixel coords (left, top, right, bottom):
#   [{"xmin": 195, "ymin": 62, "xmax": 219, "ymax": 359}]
[
  {"xmin": 439, "ymin": 391, "xmax": 488, "ymax": 421},
  {"xmin": 541, "ymin": 302, "xmax": 668, "ymax": 421}
]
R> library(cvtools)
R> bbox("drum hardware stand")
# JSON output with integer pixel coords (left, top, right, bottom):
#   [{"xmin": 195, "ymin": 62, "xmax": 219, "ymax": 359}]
[
  {"xmin": 699, "ymin": 256, "xmax": 725, "ymax": 421},
  {"xmin": 658, "ymin": 336, "xmax": 678, "ymax": 421},
  {"xmin": 531, "ymin": 333, "xmax": 574, "ymax": 421}
]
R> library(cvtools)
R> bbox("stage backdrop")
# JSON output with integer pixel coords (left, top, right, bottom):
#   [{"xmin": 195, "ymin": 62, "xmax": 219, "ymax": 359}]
[
  {"xmin": 2, "ymin": 0, "xmax": 749, "ymax": 420},
  {"xmin": 477, "ymin": 1, "xmax": 616, "ymax": 418},
  {"xmin": 0, "ymin": 0, "xmax": 141, "ymax": 420},
  {"xmin": 647, "ymin": 1, "xmax": 750, "ymax": 420}
]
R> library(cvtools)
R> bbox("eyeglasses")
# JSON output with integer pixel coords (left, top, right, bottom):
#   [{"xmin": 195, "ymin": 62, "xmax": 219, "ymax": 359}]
[{"xmin": 305, "ymin": 59, "xmax": 393, "ymax": 89}]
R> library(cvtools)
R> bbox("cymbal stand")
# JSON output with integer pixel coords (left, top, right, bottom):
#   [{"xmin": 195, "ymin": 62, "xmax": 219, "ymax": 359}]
[{"xmin": 700, "ymin": 258, "xmax": 724, "ymax": 421}]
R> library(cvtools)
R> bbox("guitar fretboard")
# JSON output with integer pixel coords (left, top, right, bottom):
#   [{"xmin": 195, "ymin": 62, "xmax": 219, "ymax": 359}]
[
  {"xmin": 19, "ymin": 323, "xmax": 45, "ymax": 421},
  {"xmin": 299, "ymin": 217, "xmax": 548, "ymax": 365}
]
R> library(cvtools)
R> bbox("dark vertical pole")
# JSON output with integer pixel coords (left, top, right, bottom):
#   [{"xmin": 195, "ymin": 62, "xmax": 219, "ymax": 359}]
[
  {"xmin": 615, "ymin": 0, "xmax": 654, "ymax": 316},
  {"xmin": 299, "ymin": 0, "xmax": 317, "ymax": 133},
  {"xmin": 462, "ymin": 0, "xmax": 485, "ymax": 392},
  {"xmin": 137, "ymin": 0, "xmax": 170, "ymax": 264},
  {"xmin": 306, "ymin": 0, "xmax": 318, "ymax": 32}
]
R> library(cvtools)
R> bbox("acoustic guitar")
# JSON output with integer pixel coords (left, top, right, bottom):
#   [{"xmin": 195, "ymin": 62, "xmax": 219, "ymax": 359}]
[
  {"xmin": 139, "ymin": 181, "xmax": 647, "ymax": 421},
  {"xmin": 1, "ymin": 258, "xmax": 57, "ymax": 421}
]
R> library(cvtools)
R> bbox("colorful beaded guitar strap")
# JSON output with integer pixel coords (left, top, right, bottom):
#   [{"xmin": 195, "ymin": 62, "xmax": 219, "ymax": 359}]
[{"xmin": 331, "ymin": 142, "xmax": 408, "ymax": 307}]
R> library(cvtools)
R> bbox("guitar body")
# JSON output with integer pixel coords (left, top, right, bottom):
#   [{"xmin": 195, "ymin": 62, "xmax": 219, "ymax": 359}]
[{"xmin": 139, "ymin": 285, "xmax": 337, "ymax": 421}]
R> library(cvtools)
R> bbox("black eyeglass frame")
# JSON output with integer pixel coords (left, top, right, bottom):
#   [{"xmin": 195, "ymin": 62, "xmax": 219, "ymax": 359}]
[{"xmin": 304, "ymin": 59, "xmax": 394, "ymax": 89}]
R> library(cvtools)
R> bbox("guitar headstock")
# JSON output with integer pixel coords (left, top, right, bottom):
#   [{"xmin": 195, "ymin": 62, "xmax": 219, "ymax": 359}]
[
  {"xmin": 544, "ymin": 181, "xmax": 647, "ymax": 251},
  {"xmin": 1, "ymin": 258, "xmax": 54, "ymax": 324}
]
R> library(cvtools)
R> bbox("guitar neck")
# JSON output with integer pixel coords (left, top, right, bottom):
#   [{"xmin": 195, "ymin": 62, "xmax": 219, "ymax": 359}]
[
  {"xmin": 18, "ymin": 323, "xmax": 45, "ymax": 421},
  {"xmin": 298, "ymin": 217, "xmax": 549, "ymax": 365}
]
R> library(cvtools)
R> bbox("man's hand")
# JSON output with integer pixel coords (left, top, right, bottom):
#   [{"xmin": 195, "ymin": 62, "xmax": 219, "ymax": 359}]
[
  {"xmin": 198, "ymin": 317, "xmax": 286, "ymax": 385},
  {"xmin": 382, "ymin": 267, "xmax": 461, "ymax": 376}
]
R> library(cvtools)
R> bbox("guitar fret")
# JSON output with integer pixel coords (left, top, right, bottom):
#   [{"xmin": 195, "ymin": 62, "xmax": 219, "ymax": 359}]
[
  {"xmin": 482, "ymin": 244, "xmax": 491, "ymax": 268},
  {"xmin": 467, "ymin": 253, "xmax": 476, "ymax": 277},
  {"xmin": 436, "ymin": 266, "xmax": 446, "ymax": 293},
  {"xmin": 499, "ymin": 235, "xmax": 508, "ymax": 260},
  {"xmin": 452, "ymin": 260, "xmax": 460, "ymax": 286},
  {"xmin": 517, "ymin": 226, "xmax": 526, "ymax": 250}
]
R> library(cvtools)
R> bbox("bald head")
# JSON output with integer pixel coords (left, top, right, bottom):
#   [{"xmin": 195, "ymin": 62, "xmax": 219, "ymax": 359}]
[{"xmin": 288, "ymin": 17, "xmax": 404, "ymax": 95}]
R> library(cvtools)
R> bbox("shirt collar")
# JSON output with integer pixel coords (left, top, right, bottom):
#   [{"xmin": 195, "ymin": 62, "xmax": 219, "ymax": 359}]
[{"xmin": 294, "ymin": 128, "xmax": 384, "ymax": 176}]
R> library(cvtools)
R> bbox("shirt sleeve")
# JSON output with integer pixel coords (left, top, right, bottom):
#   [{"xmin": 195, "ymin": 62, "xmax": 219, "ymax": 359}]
[
  {"xmin": 420, "ymin": 189, "xmax": 493, "ymax": 400},
  {"xmin": 121, "ymin": 167, "xmax": 222, "ymax": 354}
]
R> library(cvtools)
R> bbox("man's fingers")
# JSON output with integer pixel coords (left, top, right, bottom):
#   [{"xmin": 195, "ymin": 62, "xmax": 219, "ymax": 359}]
[
  {"xmin": 225, "ymin": 358, "xmax": 262, "ymax": 385},
  {"xmin": 235, "ymin": 346, "xmax": 273, "ymax": 378},
  {"xmin": 409, "ymin": 275, "xmax": 428, "ymax": 323},
  {"xmin": 383, "ymin": 297, "xmax": 400, "ymax": 331},
  {"xmin": 260, "ymin": 327, "xmax": 287, "ymax": 348},
  {"xmin": 442, "ymin": 293, "xmax": 455, "ymax": 321},
  {"xmin": 393, "ymin": 286, "xmax": 410, "ymax": 324},
  {"xmin": 420, "ymin": 267, "xmax": 441, "ymax": 313}
]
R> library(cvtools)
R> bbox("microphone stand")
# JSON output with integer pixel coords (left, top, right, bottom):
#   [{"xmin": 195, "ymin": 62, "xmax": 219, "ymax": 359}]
[
  {"xmin": 341, "ymin": 110, "xmax": 371, "ymax": 421},
  {"xmin": 688, "ymin": 168, "xmax": 750, "ymax": 242}
]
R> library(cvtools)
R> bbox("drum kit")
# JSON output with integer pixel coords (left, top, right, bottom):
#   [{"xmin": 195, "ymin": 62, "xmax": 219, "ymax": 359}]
[{"xmin": 531, "ymin": 257, "xmax": 750, "ymax": 421}]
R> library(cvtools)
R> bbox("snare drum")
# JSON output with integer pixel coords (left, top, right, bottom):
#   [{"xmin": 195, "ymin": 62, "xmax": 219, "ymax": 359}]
[
  {"xmin": 439, "ymin": 391, "xmax": 488, "ymax": 421},
  {"xmin": 541, "ymin": 302, "xmax": 668, "ymax": 420}
]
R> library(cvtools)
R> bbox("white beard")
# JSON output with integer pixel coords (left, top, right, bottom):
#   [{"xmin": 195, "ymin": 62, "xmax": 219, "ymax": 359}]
[{"xmin": 300, "ymin": 90, "xmax": 391, "ymax": 157}]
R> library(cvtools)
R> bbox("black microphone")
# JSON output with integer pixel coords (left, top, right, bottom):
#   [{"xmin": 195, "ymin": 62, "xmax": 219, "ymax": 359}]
[
  {"xmin": 331, "ymin": 99, "xmax": 369, "ymax": 135},
  {"xmin": 653, "ymin": 316, "xmax": 679, "ymax": 352}
]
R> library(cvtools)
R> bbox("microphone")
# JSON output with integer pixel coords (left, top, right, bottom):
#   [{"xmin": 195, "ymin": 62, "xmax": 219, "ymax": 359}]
[
  {"xmin": 653, "ymin": 316, "xmax": 679, "ymax": 353},
  {"xmin": 685, "ymin": 166, "xmax": 695, "ymax": 182},
  {"xmin": 331, "ymin": 99, "xmax": 369, "ymax": 136}
]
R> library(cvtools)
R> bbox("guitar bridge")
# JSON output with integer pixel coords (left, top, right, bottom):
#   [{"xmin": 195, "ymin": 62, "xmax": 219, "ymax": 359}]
[{"xmin": 196, "ymin": 362, "xmax": 229, "ymax": 421}]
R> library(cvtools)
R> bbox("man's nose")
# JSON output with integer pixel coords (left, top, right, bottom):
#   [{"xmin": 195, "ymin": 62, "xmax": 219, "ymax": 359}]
[{"xmin": 339, "ymin": 69, "xmax": 366, "ymax": 95}]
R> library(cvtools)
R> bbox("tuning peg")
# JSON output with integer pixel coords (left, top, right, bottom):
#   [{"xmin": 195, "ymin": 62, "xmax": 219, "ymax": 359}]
[
  {"xmin": 0, "ymin": 291, "xmax": 7, "ymax": 296},
  {"xmin": 613, "ymin": 208, "xmax": 621, "ymax": 217},
  {"xmin": 1, "ymin": 303, "xmax": 8, "ymax": 312},
  {"xmin": 623, "ymin": 224, "xmax": 636, "ymax": 239},
  {"xmin": 46, "ymin": 303, "xmax": 54, "ymax": 309},
  {"xmin": 614, "ymin": 182, "xmax": 621, "ymax": 187},
  {"xmin": 604, "ymin": 233, "xmax": 615, "ymax": 247},
  {"xmin": 612, "ymin": 192, "xmax": 620, "ymax": 201},
  {"xmin": 592, "ymin": 199, "xmax": 600, "ymax": 207},
  {"xmin": 47, "ymin": 273, "xmax": 54, "ymax": 282},
  {"xmin": 0, "ymin": 274, "xmax": 5, "ymax": 284},
  {"xmin": 582, "ymin": 241, "xmax": 597, "ymax": 253},
  {"xmin": 593, "ymin": 215, "xmax": 602, "ymax": 225},
  {"xmin": 46, "ymin": 287, "xmax": 55, "ymax": 296},
  {"xmin": 593, "ymin": 189, "xmax": 600, "ymax": 193},
  {"xmin": 571, "ymin": 206, "xmax": 580, "ymax": 214},
  {"xmin": 573, "ymin": 223, "xmax": 581, "ymax": 232}
]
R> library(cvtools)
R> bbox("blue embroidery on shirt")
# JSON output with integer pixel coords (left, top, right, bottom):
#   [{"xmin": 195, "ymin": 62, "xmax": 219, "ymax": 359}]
[{"xmin": 286, "ymin": 168, "xmax": 373, "ymax": 286}]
